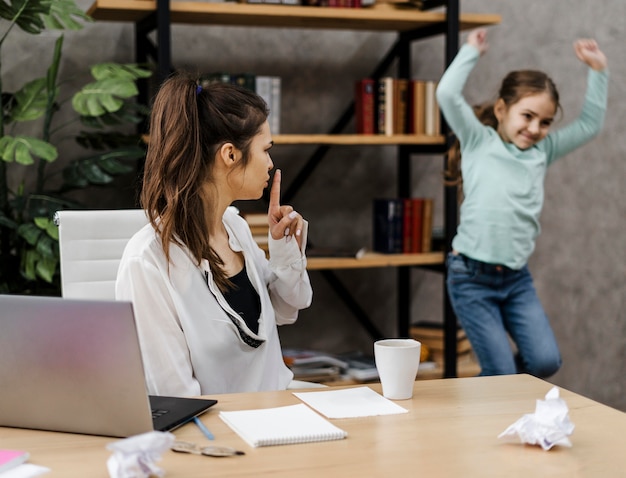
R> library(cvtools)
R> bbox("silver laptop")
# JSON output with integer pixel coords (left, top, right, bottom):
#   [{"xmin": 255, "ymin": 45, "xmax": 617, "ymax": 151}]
[{"xmin": 0, "ymin": 295, "xmax": 216, "ymax": 437}]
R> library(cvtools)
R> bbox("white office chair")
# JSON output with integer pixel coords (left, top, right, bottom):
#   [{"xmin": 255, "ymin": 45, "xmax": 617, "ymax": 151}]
[
  {"xmin": 55, "ymin": 209, "xmax": 149, "ymax": 300},
  {"xmin": 55, "ymin": 208, "xmax": 327, "ymax": 389}
]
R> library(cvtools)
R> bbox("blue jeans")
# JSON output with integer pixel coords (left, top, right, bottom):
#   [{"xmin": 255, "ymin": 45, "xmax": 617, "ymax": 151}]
[{"xmin": 446, "ymin": 253, "xmax": 561, "ymax": 378}]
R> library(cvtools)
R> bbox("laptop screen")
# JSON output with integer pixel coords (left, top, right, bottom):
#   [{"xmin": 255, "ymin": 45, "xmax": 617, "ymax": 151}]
[{"xmin": 0, "ymin": 295, "xmax": 216, "ymax": 437}]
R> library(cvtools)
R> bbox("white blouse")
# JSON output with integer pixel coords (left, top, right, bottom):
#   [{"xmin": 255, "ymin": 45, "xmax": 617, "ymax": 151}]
[{"xmin": 115, "ymin": 206, "xmax": 312, "ymax": 397}]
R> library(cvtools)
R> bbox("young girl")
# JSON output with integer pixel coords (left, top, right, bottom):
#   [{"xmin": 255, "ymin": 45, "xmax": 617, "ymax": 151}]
[
  {"xmin": 116, "ymin": 74, "xmax": 312, "ymax": 396},
  {"xmin": 436, "ymin": 29, "xmax": 608, "ymax": 377}
]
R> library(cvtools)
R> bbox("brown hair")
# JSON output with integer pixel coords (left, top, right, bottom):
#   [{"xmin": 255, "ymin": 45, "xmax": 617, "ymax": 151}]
[
  {"xmin": 445, "ymin": 69, "xmax": 561, "ymax": 186},
  {"xmin": 141, "ymin": 72, "xmax": 269, "ymax": 290}
]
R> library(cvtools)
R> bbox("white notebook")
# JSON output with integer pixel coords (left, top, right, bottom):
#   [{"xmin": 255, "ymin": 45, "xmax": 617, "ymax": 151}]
[{"xmin": 219, "ymin": 404, "xmax": 347, "ymax": 447}]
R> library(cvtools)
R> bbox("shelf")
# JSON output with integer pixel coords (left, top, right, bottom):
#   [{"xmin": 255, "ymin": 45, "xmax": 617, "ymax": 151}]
[
  {"xmin": 87, "ymin": 1, "xmax": 500, "ymax": 32},
  {"xmin": 142, "ymin": 133, "xmax": 444, "ymax": 146},
  {"xmin": 306, "ymin": 251, "xmax": 443, "ymax": 270},
  {"xmin": 273, "ymin": 134, "xmax": 444, "ymax": 146}
]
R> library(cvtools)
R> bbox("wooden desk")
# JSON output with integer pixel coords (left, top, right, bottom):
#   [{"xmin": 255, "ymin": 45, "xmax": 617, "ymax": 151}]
[{"xmin": 2, "ymin": 375, "xmax": 625, "ymax": 477}]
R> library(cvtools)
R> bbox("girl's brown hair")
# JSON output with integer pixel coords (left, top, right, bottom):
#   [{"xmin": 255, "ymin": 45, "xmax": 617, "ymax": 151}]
[
  {"xmin": 444, "ymin": 69, "xmax": 560, "ymax": 186},
  {"xmin": 141, "ymin": 73, "xmax": 269, "ymax": 290}
]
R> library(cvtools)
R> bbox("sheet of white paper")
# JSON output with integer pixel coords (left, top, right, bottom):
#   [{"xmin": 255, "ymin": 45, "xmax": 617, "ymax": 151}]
[{"xmin": 293, "ymin": 386, "xmax": 409, "ymax": 419}]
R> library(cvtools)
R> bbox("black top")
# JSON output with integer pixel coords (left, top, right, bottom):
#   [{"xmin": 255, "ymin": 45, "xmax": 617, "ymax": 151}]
[{"xmin": 223, "ymin": 265, "xmax": 262, "ymax": 336}]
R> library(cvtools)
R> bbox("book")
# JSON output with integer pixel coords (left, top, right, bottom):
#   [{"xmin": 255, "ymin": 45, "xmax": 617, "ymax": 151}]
[
  {"xmin": 232, "ymin": 72, "xmax": 256, "ymax": 91},
  {"xmin": 372, "ymin": 198, "xmax": 403, "ymax": 254},
  {"xmin": 424, "ymin": 80, "xmax": 440, "ymax": 136},
  {"xmin": 410, "ymin": 197, "xmax": 424, "ymax": 253},
  {"xmin": 254, "ymin": 75, "xmax": 281, "ymax": 134},
  {"xmin": 376, "ymin": 77, "xmax": 394, "ymax": 136},
  {"xmin": 394, "ymin": 78, "xmax": 409, "ymax": 135},
  {"xmin": 219, "ymin": 403, "xmax": 347, "ymax": 447},
  {"xmin": 421, "ymin": 197, "xmax": 434, "ymax": 252},
  {"xmin": 283, "ymin": 348, "xmax": 349, "ymax": 369},
  {"xmin": 270, "ymin": 76, "xmax": 282, "ymax": 134},
  {"xmin": 410, "ymin": 321, "xmax": 472, "ymax": 362},
  {"xmin": 0, "ymin": 449, "xmax": 29, "ymax": 473},
  {"xmin": 355, "ymin": 78, "xmax": 376, "ymax": 135},
  {"xmin": 409, "ymin": 79, "xmax": 426, "ymax": 135},
  {"xmin": 402, "ymin": 197, "xmax": 413, "ymax": 253},
  {"xmin": 289, "ymin": 365, "xmax": 343, "ymax": 382},
  {"xmin": 337, "ymin": 351, "xmax": 379, "ymax": 382}
]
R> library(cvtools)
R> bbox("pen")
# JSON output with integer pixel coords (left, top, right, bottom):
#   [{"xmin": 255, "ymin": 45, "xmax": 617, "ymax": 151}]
[{"xmin": 193, "ymin": 416, "xmax": 215, "ymax": 440}]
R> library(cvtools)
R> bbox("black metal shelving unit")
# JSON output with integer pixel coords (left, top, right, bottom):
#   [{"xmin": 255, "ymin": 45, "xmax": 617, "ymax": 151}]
[{"xmin": 88, "ymin": 0, "xmax": 499, "ymax": 378}]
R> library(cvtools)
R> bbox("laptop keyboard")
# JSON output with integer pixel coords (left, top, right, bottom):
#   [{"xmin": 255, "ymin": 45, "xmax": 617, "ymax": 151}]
[{"xmin": 152, "ymin": 408, "xmax": 170, "ymax": 419}]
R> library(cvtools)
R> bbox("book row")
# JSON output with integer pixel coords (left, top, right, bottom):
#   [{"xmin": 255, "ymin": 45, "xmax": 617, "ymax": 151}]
[
  {"xmin": 240, "ymin": 0, "xmax": 446, "ymax": 9},
  {"xmin": 373, "ymin": 197, "xmax": 434, "ymax": 254},
  {"xmin": 243, "ymin": 0, "xmax": 376, "ymax": 7},
  {"xmin": 355, "ymin": 78, "xmax": 440, "ymax": 136},
  {"xmin": 200, "ymin": 72, "xmax": 281, "ymax": 134}
]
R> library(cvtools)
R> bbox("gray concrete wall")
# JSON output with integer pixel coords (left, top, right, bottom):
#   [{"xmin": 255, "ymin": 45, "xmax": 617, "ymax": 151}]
[{"xmin": 5, "ymin": 0, "xmax": 623, "ymax": 410}]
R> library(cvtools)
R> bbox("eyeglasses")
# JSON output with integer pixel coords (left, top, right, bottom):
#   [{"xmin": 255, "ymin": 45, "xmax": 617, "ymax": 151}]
[{"xmin": 171, "ymin": 440, "xmax": 245, "ymax": 457}]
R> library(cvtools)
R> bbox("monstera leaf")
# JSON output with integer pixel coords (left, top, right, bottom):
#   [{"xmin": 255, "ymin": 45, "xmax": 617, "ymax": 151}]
[
  {"xmin": 44, "ymin": 0, "xmax": 91, "ymax": 30},
  {"xmin": 0, "ymin": 135, "xmax": 57, "ymax": 164},
  {"xmin": 71, "ymin": 78, "xmax": 139, "ymax": 117},
  {"xmin": 0, "ymin": 0, "xmax": 52, "ymax": 35},
  {"xmin": 10, "ymin": 77, "xmax": 52, "ymax": 122}
]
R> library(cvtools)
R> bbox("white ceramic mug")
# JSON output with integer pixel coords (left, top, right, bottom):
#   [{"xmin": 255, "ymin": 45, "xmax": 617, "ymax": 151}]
[{"xmin": 374, "ymin": 338, "xmax": 421, "ymax": 400}]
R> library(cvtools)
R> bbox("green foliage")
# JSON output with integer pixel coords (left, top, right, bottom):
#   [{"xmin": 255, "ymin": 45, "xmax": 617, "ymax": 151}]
[{"xmin": 0, "ymin": 0, "xmax": 152, "ymax": 295}]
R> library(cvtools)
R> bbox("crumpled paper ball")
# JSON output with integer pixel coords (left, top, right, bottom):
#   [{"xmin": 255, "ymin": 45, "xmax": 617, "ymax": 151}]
[
  {"xmin": 106, "ymin": 430, "xmax": 175, "ymax": 478},
  {"xmin": 497, "ymin": 386, "xmax": 575, "ymax": 451}
]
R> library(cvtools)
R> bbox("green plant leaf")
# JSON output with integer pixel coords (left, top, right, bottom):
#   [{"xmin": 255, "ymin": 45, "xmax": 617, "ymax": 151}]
[
  {"xmin": 97, "ymin": 156, "xmax": 135, "ymax": 175},
  {"xmin": 91, "ymin": 63, "xmax": 152, "ymax": 81},
  {"xmin": 11, "ymin": 77, "xmax": 52, "ymax": 122},
  {"xmin": 0, "ymin": 135, "xmax": 57, "ymax": 164},
  {"xmin": 35, "ymin": 232, "xmax": 56, "ymax": 258},
  {"xmin": 46, "ymin": 35, "xmax": 64, "ymax": 94},
  {"xmin": 36, "ymin": 255, "xmax": 57, "ymax": 283},
  {"xmin": 0, "ymin": 0, "xmax": 52, "ymax": 35},
  {"xmin": 72, "ymin": 78, "xmax": 139, "ymax": 116},
  {"xmin": 80, "ymin": 102, "xmax": 150, "ymax": 129},
  {"xmin": 60, "ymin": 148, "xmax": 145, "ymax": 189},
  {"xmin": 21, "ymin": 246, "xmax": 57, "ymax": 283},
  {"xmin": 61, "ymin": 162, "xmax": 89, "ymax": 188},
  {"xmin": 17, "ymin": 222, "xmax": 42, "ymax": 246},
  {"xmin": 22, "ymin": 249, "xmax": 38, "ymax": 281},
  {"xmin": 45, "ymin": 220, "xmax": 59, "ymax": 240},
  {"xmin": 43, "ymin": 0, "xmax": 92, "ymax": 30},
  {"xmin": 78, "ymin": 159, "xmax": 114, "ymax": 184}
]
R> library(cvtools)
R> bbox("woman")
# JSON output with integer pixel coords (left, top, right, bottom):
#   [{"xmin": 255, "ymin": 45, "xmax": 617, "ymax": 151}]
[{"xmin": 116, "ymin": 74, "xmax": 313, "ymax": 396}]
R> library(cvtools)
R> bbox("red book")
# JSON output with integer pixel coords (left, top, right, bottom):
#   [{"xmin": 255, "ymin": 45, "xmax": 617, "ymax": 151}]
[
  {"xmin": 355, "ymin": 79, "xmax": 376, "ymax": 135},
  {"xmin": 411, "ymin": 198, "xmax": 424, "ymax": 253}
]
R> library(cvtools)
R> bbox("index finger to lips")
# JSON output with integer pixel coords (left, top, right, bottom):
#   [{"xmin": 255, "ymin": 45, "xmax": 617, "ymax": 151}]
[{"xmin": 269, "ymin": 169, "xmax": 281, "ymax": 211}]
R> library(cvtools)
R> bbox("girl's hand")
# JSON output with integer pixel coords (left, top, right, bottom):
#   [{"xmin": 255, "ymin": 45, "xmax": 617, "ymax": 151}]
[
  {"xmin": 268, "ymin": 169, "xmax": 303, "ymax": 250},
  {"xmin": 467, "ymin": 28, "xmax": 489, "ymax": 56},
  {"xmin": 574, "ymin": 39, "xmax": 608, "ymax": 71}
]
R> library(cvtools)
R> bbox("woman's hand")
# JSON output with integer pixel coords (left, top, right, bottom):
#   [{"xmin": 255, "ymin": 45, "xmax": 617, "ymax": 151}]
[
  {"xmin": 467, "ymin": 28, "xmax": 489, "ymax": 56},
  {"xmin": 268, "ymin": 169, "xmax": 304, "ymax": 250},
  {"xmin": 574, "ymin": 39, "xmax": 608, "ymax": 71}
]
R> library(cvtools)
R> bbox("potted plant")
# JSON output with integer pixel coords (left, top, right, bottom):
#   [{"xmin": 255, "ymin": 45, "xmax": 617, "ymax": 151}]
[{"xmin": 0, "ymin": 0, "xmax": 152, "ymax": 295}]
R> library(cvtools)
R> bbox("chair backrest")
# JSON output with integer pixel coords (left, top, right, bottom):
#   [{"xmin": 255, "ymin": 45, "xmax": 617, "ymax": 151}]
[{"xmin": 55, "ymin": 209, "xmax": 149, "ymax": 300}]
